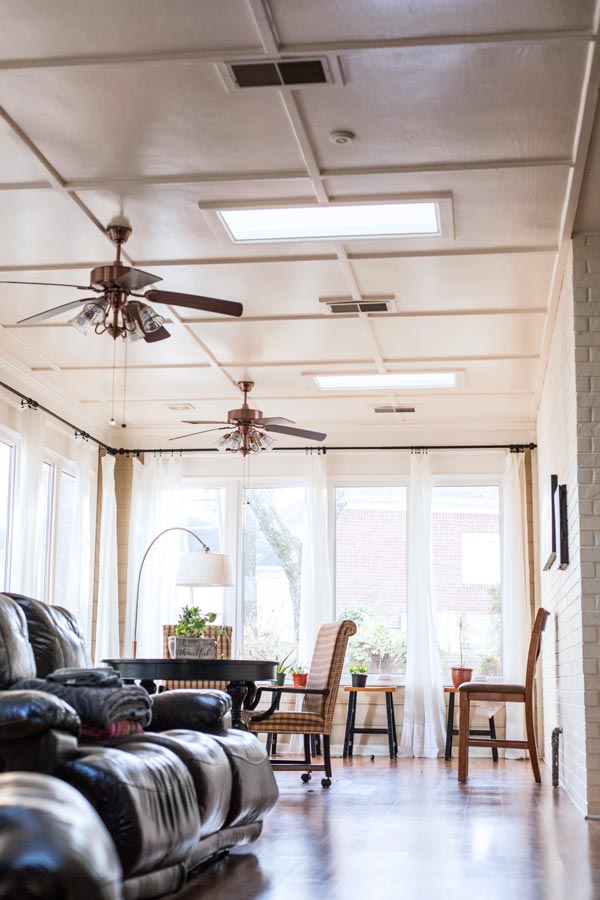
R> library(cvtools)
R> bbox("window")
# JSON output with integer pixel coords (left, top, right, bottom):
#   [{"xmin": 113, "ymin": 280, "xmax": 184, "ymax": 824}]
[
  {"xmin": 243, "ymin": 487, "xmax": 304, "ymax": 662},
  {"xmin": 53, "ymin": 470, "xmax": 76, "ymax": 604},
  {"xmin": 432, "ymin": 485, "xmax": 502, "ymax": 676},
  {"xmin": 335, "ymin": 486, "xmax": 408, "ymax": 674},
  {"xmin": 0, "ymin": 441, "xmax": 14, "ymax": 590},
  {"xmin": 181, "ymin": 486, "xmax": 226, "ymax": 620}
]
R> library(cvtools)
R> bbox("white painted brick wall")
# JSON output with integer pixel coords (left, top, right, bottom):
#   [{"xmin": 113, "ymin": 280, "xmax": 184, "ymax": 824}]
[
  {"xmin": 537, "ymin": 243, "xmax": 588, "ymax": 814},
  {"xmin": 573, "ymin": 235, "xmax": 600, "ymax": 816}
]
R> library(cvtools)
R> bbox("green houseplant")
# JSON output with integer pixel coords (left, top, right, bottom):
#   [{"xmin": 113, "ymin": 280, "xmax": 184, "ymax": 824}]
[
  {"xmin": 275, "ymin": 650, "xmax": 294, "ymax": 686},
  {"xmin": 168, "ymin": 606, "xmax": 219, "ymax": 660},
  {"xmin": 349, "ymin": 661, "xmax": 368, "ymax": 688},
  {"xmin": 451, "ymin": 616, "xmax": 473, "ymax": 688},
  {"xmin": 290, "ymin": 665, "xmax": 308, "ymax": 688}
]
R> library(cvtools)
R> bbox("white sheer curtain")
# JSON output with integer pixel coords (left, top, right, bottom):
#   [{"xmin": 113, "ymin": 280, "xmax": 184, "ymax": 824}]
[
  {"xmin": 299, "ymin": 450, "xmax": 331, "ymax": 666},
  {"xmin": 124, "ymin": 455, "xmax": 184, "ymax": 658},
  {"xmin": 399, "ymin": 453, "xmax": 446, "ymax": 758},
  {"xmin": 502, "ymin": 451, "xmax": 530, "ymax": 758},
  {"xmin": 95, "ymin": 454, "xmax": 120, "ymax": 663},
  {"xmin": 64, "ymin": 438, "xmax": 98, "ymax": 644},
  {"xmin": 9, "ymin": 409, "xmax": 45, "ymax": 596}
]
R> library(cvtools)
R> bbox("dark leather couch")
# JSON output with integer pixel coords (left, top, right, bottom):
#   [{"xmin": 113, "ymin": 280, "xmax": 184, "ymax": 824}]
[{"xmin": 0, "ymin": 593, "xmax": 278, "ymax": 899}]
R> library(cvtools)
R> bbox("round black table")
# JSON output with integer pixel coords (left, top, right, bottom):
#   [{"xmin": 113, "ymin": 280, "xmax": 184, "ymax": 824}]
[{"xmin": 103, "ymin": 658, "xmax": 276, "ymax": 730}]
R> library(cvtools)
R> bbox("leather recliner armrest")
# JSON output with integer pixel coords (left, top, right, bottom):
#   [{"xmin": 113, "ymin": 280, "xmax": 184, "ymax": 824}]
[
  {"xmin": 0, "ymin": 690, "xmax": 81, "ymax": 739},
  {"xmin": 148, "ymin": 689, "xmax": 232, "ymax": 734},
  {"xmin": 0, "ymin": 691, "xmax": 81, "ymax": 774}
]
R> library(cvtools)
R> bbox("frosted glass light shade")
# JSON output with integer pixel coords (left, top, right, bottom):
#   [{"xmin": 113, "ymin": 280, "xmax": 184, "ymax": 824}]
[{"xmin": 175, "ymin": 552, "xmax": 234, "ymax": 587}]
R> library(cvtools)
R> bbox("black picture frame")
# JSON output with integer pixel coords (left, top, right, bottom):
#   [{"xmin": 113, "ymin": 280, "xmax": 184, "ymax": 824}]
[
  {"xmin": 555, "ymin": 483, "xmax": 569, "ymax": 570},
  {"xmin": 542, "ymin": 474, "xmax": 558, "ymax": 571}
]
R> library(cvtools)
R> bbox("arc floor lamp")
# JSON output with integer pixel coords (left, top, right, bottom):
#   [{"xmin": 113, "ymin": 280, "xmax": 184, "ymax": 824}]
[{"xmin": 132, "ymin": 526, "xmax": 233, "ymax": 658}]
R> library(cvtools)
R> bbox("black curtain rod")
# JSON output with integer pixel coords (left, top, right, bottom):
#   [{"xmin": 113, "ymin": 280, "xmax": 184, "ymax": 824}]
[
  {"xmin": 116, "ymin": 442, "xmax": 536, "ymax": 455},
  {"xmin": 0, "ymin": 378, "xmax": 536, "ymax": 456}
]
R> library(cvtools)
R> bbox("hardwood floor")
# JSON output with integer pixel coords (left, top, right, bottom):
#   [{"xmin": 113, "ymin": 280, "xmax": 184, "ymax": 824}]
[{"xmin": 169, "ymin": 757, "xmax": 600, "ymax": 900}]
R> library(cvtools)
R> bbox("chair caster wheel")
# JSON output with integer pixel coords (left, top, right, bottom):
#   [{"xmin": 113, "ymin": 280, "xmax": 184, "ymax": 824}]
[
  {"xmin": 321, "ymin": 778, "xmax": 331, "ymax": 788},
  {"xmin": 301, "ymin": 773, "xmax": 311, "ymax": 783}
]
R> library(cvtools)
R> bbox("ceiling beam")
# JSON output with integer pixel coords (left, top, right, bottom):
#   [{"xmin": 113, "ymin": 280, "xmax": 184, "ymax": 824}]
[{"xmin": 0, "ymin": 29, "xmax": 592, "ymax": 72}]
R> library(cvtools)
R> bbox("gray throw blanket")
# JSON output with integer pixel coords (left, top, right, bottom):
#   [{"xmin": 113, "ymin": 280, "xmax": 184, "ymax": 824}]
[
  {"xmin": 47, "ymin": 667, "xmax": 123, "ymax": 688},
  {"xmin": 12, "ymin": 678, "xmax": 152, "ymax": 729}
]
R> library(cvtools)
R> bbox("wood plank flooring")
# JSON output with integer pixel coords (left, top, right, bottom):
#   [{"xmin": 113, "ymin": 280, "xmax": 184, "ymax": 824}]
[{"xmin": 168, "ymin": 757, "xmax": 600, "ymax": 900}]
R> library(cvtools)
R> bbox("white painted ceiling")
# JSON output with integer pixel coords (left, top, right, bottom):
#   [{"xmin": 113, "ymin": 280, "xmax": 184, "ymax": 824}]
[{"xmin": 0, "ymin": 0, "xmax": 599, "ymax": 449}]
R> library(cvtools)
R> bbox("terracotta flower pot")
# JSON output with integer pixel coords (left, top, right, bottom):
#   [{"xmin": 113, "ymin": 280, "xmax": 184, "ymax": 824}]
[
  {"xmin": 292, "ymin": 673, "xmax": 308, "ymax": 688},
  {"xmin": 451, "ymin": 666, "xmax": 473, "ymax": 689}
]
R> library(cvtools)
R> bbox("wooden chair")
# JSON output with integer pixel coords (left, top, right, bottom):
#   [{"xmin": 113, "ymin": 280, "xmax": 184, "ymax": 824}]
[
  {"xmin": 246, "ymin": 620, "xmax": 357, "ymax": 788},
  {"xmin": 458, "ymin": 607, "xmax": 549, "ymax": 784},
  {"xmin": 161, "ymin": 624, "xmax": 232, "ymax": 691}
]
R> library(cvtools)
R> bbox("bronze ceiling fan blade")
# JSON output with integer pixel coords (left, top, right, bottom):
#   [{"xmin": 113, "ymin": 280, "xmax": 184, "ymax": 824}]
[
  {"xmin": 115, "ymin": 269, "xmax": 162, "ymax": 291},
  {"xmin": 259, "ymin": 416, "xmax": 295, "ymax": 425},
  {"xmin": 170, "ymin": 427, "xmax": 230, "ymax": 441},
  {"xmin": 17, "ymin": 298, "xmax": 97, "ymax": 325},
  {"xmin": 264, "ymin": 423, "xmax": 327, "ymax": 441},
  {"xmin": 0, "ymin": 280, "xmax": 93, "ymax": 290},
  {"xmin": 146, "ymin": 290, "xmax": 243, "ymax": 318},
  {"xmin": 181, "ymin": 420, "xmax": 230, "ymax": 425}
]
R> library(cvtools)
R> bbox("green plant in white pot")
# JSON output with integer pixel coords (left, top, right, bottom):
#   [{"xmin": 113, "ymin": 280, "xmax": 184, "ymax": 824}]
[{"xmin": 168, "ymin": 607, "xmax": 219, "ymax": 659}]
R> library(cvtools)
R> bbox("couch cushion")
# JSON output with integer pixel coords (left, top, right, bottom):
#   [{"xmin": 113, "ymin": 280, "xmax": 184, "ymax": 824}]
[
  {"xmin": 149, "ymin": 689, "xmax": 231, "ymax": 734},
  {"xmin": 5, "ymin": 593, "xmax": 91, "ymax": 677},
  {"xmin": 60, "ymin": 742, "xmax": 200, "ymax": 878},
  {"xmin": 0, "ymin": 690, "xmax": 80, "ymax": 740},
  {"xmin": 0, "ymin": 772, "xmax": 122, "ymax": 899},
  {"xmin": 209, "ymin": 730, "xmax": 279, "ymax": 827},
  {"xmin": 122, "ymin": 731, "xmax": 233, "ymax": 838},
  {"xmin": 0, "ymin": 594, "xmax": 36, "ymax": 687}
]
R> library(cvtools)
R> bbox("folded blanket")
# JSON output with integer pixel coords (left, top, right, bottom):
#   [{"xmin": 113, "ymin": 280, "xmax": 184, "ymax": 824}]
[
  {"xmin": 47, "ymin": 667, "xmax": 123, "ymax": 688},
  {"xmin": 81, "ymin": 719, "xmax": 144, "ymax": 740},
  {"xmin": 12, "ymin": 679, "xmax": 152, "ymax": 729}
]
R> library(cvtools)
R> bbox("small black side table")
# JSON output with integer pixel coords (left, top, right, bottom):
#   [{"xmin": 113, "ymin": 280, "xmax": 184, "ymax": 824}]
[
  {"xmin": 343, "ymin": 686, "xmax": 398, "ymax": 760},
  {"xmin": 444, "ymin": 685, "xmax": 498, "ymax": 762}
]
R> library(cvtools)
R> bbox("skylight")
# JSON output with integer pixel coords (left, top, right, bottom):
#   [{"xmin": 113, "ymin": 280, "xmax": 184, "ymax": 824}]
[
  {"xmin": 218, "ymin": 202, "xmax": 440, "ymax": 243},
  {"xmin": 313, "ymin": 373, "xmax": 457, "ymax": 390}
]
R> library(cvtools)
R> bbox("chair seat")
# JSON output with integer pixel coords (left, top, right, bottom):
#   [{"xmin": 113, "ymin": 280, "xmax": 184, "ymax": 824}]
[
  {"xmin": 459, "ymin": 681, "xmax": 525, "ymax": 694},
  {"xmin": 248, "ymin": 711, "xmax": 326, "ymax": 735}
]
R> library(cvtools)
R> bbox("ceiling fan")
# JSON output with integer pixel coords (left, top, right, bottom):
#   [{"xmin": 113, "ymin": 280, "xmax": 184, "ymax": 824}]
[
  {"xmin": 1, "ymin": 220, "xmax": 243, "ymax": 342},
  {"xmin": 171, "ymin": 380, "xmax": 327, "ymax": 455}
]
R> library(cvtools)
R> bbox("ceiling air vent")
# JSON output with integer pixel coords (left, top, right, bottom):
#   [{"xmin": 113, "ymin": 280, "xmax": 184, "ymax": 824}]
[
  {"xmin": 319, "ymin": 296, "xmax": 395, "ymax": 315},
  {"xmin": 373, "ymin": 406, "xmax": 416, "ymax": 414},
  {"xmin": 228, "ymin": 58, "xmax": 330, "ymax": 89}
]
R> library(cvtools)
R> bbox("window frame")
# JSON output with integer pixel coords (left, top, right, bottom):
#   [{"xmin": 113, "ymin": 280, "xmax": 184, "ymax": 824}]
[
  {"xmin": 430, "ymin": 474, "xmax": 504, "ymax": 681},
  {"xmin": 42, "ymin": 449, "xmax": 77, "ymax": 604},
  {"xmin": 331, "ymin": 476, "xmax": 410, "ymax": 683}
]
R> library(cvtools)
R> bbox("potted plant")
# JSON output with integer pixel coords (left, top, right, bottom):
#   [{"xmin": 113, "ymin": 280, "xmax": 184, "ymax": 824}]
[
  {"xmin": 274, "ymin": 650, "xmax": 293, "ymax": 686},
  {"xmin": 349, "ymin": 662, "xmax": 368, "ymax": 687},
  {"xmin": 168, "ymin": 607, "xmax": 219, "ymax": 660},
  {"xmin": 451, "ymin": 616, "xmax": 473, "ymax": 688},
  {"xmin": 290, "ymin": 665, "xmax": 308, "ymax": 688}
]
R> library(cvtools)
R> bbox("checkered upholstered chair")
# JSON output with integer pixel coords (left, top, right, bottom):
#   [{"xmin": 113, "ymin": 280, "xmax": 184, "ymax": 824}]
[{"xmin": 246, "ymin": 619, "xmax": 357, "ymax": 788}]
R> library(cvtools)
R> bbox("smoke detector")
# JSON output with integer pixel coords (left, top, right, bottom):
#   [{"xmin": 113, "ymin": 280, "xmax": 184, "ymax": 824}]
[{"xmin": 329, "ymin": 130, "xmax": 355, "ymax": 145}]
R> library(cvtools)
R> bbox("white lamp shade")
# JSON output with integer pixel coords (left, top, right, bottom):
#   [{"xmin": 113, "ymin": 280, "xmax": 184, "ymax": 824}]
[{"xmin": 175, "ymin": 552, "xmax": 234, "ymax": 587}]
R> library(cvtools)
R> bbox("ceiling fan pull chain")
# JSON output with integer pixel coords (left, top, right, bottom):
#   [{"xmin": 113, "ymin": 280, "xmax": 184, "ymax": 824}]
[
  {"xmin": 121, "ymin": 338, "xmax": 128, "ymax": 429},
  {"xmin": 109, "ymin": 340, "xmax": 117, "ymax": 428}
]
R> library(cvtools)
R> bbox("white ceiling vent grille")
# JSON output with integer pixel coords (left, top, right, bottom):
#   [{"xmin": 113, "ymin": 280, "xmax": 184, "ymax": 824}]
[
  {"xmin": 319, "ymin": 296, "xmax": 395, "ymax": 315},
  {"xmin": 224, "ymin": 58, "xmax": 333, "ymax": 89},
  {"xmin": 373, "ymin": 406, "xmax": 416, "ymax": 414}
]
